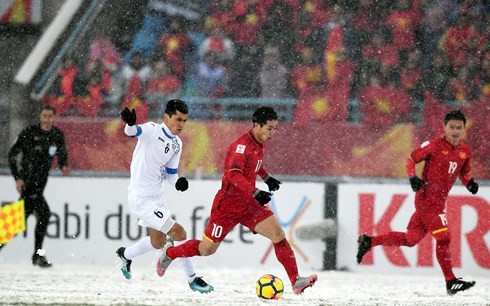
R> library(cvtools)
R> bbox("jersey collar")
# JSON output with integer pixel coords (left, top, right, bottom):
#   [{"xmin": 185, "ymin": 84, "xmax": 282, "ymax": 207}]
[
  {"xmin": 442, "ymin": 135, "xmax": 460, "ymax": 149},
  {"xmin": 247, "ymin": 130, "xmax": 263, "ymax": 147},
  {"xmin": 161, "ymin": 123, "xmax": 175, "ymax": 139}
]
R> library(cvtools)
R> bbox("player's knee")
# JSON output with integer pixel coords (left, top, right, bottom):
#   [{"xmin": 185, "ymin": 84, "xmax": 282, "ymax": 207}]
[
  {"xmin": 151, "ymin": 239, "xmax": 165, "ymax": 249},
  {"xmin": 270, "ymin": 228, "xmax": 286, "ymax": 243},
  {"xmin": 169, "ymin": 223, "xmax": 187, "ymax": 241},
  {"xmin": 199, "ymin": 244, "xmax": 216, "ymax": 256},
  {"xmin": 433, "ymin": 230, "xmax": 451, "ymax": 243},
  {"xmin": 38, "ymin": 213, "xmax": 50, "ymax": 226},
  {"xmin": 405, "ymin": 238, "xmax": 418, "ymax": 247}
]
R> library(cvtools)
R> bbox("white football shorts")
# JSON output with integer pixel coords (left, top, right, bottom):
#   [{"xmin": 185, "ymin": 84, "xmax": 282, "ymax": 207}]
[{"xmin": 127, "ymin": 191, "xmax": 175, "ymax": 234}]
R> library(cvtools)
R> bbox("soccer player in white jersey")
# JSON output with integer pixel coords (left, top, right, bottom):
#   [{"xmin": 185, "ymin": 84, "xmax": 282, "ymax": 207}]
[{"xmin": 116, "ymin": 99, "xmax": 213, "ymax": 293}]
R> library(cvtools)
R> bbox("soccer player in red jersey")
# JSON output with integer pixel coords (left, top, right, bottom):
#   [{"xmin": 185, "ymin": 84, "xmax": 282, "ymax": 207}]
[
  {"xmin": 156, "ymin": 106, "xmax": 317, "ymax": 294},
  {"xmin": 357, "ymin": 110, "xmax": 479, "ymax": 295}
]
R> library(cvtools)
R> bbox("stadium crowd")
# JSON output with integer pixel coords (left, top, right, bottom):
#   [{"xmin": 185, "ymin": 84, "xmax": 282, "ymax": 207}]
[{"xmin": 42, "ymin": 0, "xmax": 490, "ymax": 124}]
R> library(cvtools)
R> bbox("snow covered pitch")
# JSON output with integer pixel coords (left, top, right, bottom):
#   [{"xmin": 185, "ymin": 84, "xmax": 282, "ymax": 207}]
[{"xmin": 1, "ymin": 262, "xmax": 488, "ymax": 305}]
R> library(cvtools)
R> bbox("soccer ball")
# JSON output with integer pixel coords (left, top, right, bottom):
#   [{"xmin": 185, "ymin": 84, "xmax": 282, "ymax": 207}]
[{"xmin": 255, "ymin": 274, "xmax": 284, "ymax": 300}]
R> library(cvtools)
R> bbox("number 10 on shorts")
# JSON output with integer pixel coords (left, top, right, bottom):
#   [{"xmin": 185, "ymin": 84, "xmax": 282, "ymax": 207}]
[{"xmin": 211, "ymin": 223, "xmax": 223, "ymax": 238}]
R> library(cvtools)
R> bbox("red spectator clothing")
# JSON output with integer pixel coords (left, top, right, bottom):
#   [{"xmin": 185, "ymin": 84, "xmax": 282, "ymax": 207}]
[
  {"xmin": 214, "ymin": 130, "xmax": 269, "ymax": 213},
  {"xmin": 448, "ymin": 77, "xmax": 474, "ymax": 102},
  {"xmin": 156, "ymin": 32, "xmax": 191, "ymax": 76},
  {"xmin": 349, "ymin": 6, "xmax": 385, "ymax": 33},
  {"xmin": 76, "ymin": 83, "xmax": 104, "ymax": 117},
  {"xmin": 147, "ymin": 75, "xmax": 181, "ymax": 94},
  {"xmin": 122, "ymin": 75, "xmax": 148, "ymax": 122},
  {"xmin": 290, "ymin": 64, "xmax": 325, "ymax": 97},
  {"xmin": 49, "ymin": 95, "xmax": 74, "ymax": 117},
  {"xmin": 400, "ymin": 70, "xmax": 422, "ymax": 91},
  {"xmin": 442, "ymin": 25, "xmax": 480, "ymax": 67},
  {"xmin": 206, "ymin": 11, "xmax": 234, "ymax": 31},
  {"xmin": 409, "ymin": 136, "xmax": 472, "ymax": 212},
  {"xmin": 232, "ymin": 0, "xmax": 269, "ymax": 21},
  {"xmin": 125, "ymin": 75, "xmax": 144, "ymax": 98},
  {"xmin": 88, "ymin": 36, "xmax": 121, "ymax": 71},
  {"xmin": 59, "ymin": 66, "xmax": 78, "ymax": 97},
  {"xmin": 363, "ymin": 43, "xmax": 400, "ymax": 67},
  {"xmin": 300, "ymin": 0, "xmax": 328, "ymax": 28},
  {"xmin": 101, "ymin": 69, "xmax": 112, "ymax": 93},
  {"xmin": 199, "ymin": 35, "xmax": 234, "ymax": 61},
  {"xmin": 385, "ymin": 8, "xmax": 422, "ymax": 50}
]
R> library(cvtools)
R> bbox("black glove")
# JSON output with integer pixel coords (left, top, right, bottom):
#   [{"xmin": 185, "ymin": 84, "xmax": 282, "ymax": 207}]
[
  {"xmin": 466, "ymin": 178, "xmax": 479, "ymax": 194},
  {"xmin": 120, "ymin": 107, "xmax": 136, "ymax": 126},
  {"xmin": 254, "ymin": 189, "xmax": 272, "ymax": 206},
  {"xmin": 409, "ymin": 176, "xmax": 426, "ymax": 192},
  {"xmin": 264, "ymin": 175, "xmax": 281, "ymax": 192},
  {"xmin": 175, "ymin": 177, "xmax": 188, "ymax": 192}
]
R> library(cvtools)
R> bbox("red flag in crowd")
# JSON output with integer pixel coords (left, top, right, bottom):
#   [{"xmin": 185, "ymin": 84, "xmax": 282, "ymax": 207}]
[
  {"xmin": 293, "ymin": 86, "xmax": 349, "ymax": 127},
  {"xmin": 358, "ymin": 86, "xmax": 411, "ymax": 129}
]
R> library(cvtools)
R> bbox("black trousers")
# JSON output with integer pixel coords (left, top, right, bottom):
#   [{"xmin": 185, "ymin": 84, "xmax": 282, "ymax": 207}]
[{"xmin": 23, "ymin": 193, "xmax": 51, "ymax": 256}]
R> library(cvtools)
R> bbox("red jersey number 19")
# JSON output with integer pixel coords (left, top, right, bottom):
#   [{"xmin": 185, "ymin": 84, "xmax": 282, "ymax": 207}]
[
  {"xmin": 448, "ymin": 161, "xmax": 457, "ymax": 174},
  {"xmin": 255, "ymin": 160, "xmax": 262, "ymax": 172}
]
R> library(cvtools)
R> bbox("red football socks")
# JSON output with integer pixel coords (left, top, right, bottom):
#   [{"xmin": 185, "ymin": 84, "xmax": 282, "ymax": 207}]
[
  {"xmin": 372, "ymin": 232, "xmax": 408, "ymax": 246},
  {"xmin": 167, "ymin": 239, "xmax": 201, "ymax": 259},
  {"xmin": 274, "ymin": 239, "xmax": 298, "ymax": 284},
  {"xmin": 436, "ymin": 239, "xmax": 456, "ymax": 281}
]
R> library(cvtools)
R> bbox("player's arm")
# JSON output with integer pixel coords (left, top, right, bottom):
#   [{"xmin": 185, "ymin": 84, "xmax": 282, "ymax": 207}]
[
  {"xmin": 406, "ymin": 141, "xmax": 431, "ymax": 192},
  {"xmin": 227, "ymin": 169, "xmax": 271, "ymax": 205},
  {"xmin": 8, "ymin": 130, "xmax": 28, "ymax": 180},
  {"xmin": 227, "ymin": 149, "xmax": 271, "ymax": 205},
  {"xmin": 459, "ymin": 154, "xmax": 478, "ymax": 194},
  {"xmin": 166, "ymin": 139, "xmax": 188, "ymax": 192},
  {"xmin": 262, "ymin": 173, "xmax": 281, "ymax": 192},
  {"xmin": 56, "ymin": 129, "xmax": 70, "ymax": 175},
  {"xmin": 121, "ymin": 107, "xmax": 142, "ymax": 137},
  {"xmin": 256, "ymin": 165, "xmax": 281, "ymax": 191},
  {"xmin": 406, "ymin": 156, "xmax": 426, "ymax": 192}
]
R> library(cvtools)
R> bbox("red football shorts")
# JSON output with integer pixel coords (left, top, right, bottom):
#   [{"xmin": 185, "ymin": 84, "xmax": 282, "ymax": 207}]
[
  {"xmin": 203, "ymin": 202, "xmax": 274, "ymax": 243},
  {"xmin": 407, "ymin": 208, "xmax": 449, "ymax": 241}
]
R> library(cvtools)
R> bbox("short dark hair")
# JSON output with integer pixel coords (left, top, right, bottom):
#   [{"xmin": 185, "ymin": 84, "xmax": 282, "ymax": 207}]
[
  {"xmin": 252, "ymin": 106, "xmax": 278, "ymax": 126},
  {"xmin": 41, "ymin": 104, "xmax": 56, "ymax": 115},
  {"xmin": 444, "ymin": 109, "xmax": 466, "ymax": 126},
  {"xmin": 165, "ymin": 99, "xmax": 188, "ymax": 116}
]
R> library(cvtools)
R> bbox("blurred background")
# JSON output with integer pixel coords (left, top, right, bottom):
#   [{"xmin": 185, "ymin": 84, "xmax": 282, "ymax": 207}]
[{"xmin": 0, "ymin": 0, "xmax": 489, "ymax": 180}]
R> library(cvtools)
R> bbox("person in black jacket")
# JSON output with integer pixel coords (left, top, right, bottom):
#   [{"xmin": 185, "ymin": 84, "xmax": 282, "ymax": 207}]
[{"xmin": 6, "ymin": 104, "xmax": 71, "ymax": 267}]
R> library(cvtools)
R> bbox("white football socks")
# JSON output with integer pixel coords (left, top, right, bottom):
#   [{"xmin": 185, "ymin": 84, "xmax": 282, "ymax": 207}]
[
  {"xmin": 124, "ymin": 236, "xmax": 156, "ymax": 259},
  {"xmin": 174, "ymin": 239, "xmax": 198, "ymax": 283}
]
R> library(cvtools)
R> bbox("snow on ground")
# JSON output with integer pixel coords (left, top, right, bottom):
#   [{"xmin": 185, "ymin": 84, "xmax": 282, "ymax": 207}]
[{"xmin": 0, "ymin": 261, "xmax": 488, "ymax": 306}]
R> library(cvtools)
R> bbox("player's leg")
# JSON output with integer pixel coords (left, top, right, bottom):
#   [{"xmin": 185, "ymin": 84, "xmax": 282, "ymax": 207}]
[
  {"xmin": 165, "ymin": 209, "xmax": 232, "ymax": 260},
  {"xmin": 31, "ymin": 195, "xmax": 52, "ymax": 268},
  {"xmin": 163, "ymin": 224, "xmax": 214, "ymax": 293},
  {"xmin": 117, "ymin": 192, "xmax": 172, "ymax": 278},
  {"xmin": 426, "ymin": 212, "xmax": 475, "ymax": 295},
  {"xmin": 160, "ymin": 205, "xmax": 238, "ymax": 278},
  {"xmin": 357, "ymin": 211, "xmax": 426, "ymax": 264},
  {"xmin": 253, "ymin": 211, "xmax": 317, "ymax": 294}
]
